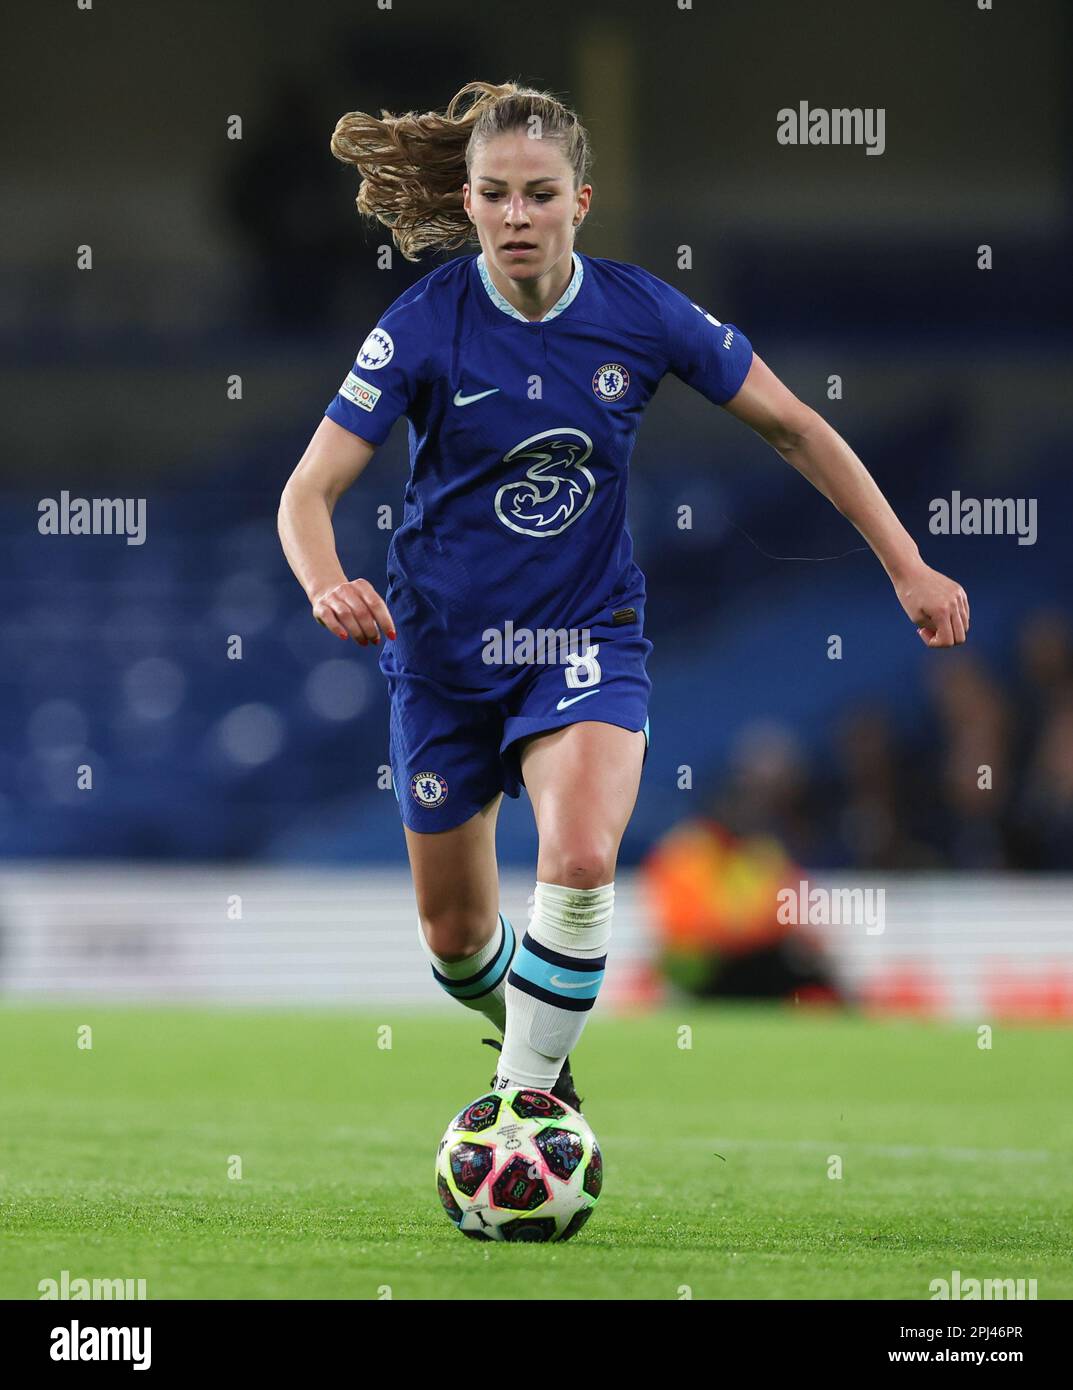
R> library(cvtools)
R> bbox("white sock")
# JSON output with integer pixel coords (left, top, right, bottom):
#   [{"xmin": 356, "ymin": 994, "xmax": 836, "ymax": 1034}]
[
  {"xmin": 418, "ymin": 912, "xmax": 516, "ymax": 1033},
  {"xmin": 495, "ymin": 880, "xmax": 614, "ymax": 1091}
]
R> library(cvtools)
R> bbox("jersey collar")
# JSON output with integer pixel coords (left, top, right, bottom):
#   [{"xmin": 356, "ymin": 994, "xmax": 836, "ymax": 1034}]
[{"xmin": 475, "ymin": 249, "xmax": 584, "ymax": 323}]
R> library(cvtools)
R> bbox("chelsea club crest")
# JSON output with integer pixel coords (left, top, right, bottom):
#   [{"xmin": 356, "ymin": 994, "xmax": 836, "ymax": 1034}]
[
  {"xmin": 592, "ymin": 363, "xmax": 630, "ymax": 402},
  {"xmin": 411, "ymin": 771, "xmax": 448, "ymax": 808}
]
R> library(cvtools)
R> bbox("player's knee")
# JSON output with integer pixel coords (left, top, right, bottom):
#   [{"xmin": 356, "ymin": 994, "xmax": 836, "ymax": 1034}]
[
  {"xmin": 538, "ymin": 833, "xmax": 616, "ymax": 890},
  {"xmin": 419, "ymin": 905, "xmax": 497, "ymax": 961}
]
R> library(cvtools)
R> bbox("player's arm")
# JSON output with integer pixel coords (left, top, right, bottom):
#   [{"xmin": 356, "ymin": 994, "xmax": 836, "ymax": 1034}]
[
  {"xmin": 277, "ymin": 415, "xmax": 395, "ymax": 645},
  {"xmin": 722, "ymin": 354, "xmax": 970, "ymax": 649}
]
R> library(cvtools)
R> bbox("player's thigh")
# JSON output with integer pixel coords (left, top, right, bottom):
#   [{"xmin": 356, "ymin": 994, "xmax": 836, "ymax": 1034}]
[
  {"xmin": 519, "ymin": 721, "xmax": 646, "ymax": 885},
  {"xmin": 403, "ymin": 792, "xmax": 504, "ymax": 956}
]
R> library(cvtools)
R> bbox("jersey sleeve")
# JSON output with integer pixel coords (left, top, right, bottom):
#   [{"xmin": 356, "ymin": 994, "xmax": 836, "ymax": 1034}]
[
  {"xmin": 652, "ymin": 275, "xmax": 754, "ymax": 406},
  {"xmin": 324, "ymin": 293, "xmax": 430, "ymax": 446}
]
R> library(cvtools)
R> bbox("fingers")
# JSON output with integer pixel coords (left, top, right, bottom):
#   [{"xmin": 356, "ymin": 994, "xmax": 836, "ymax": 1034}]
[
  {"xmin": 930, "ymin": 611, "xmax": 955, "ymax": 648},
  {"xmin": 335, "ymin": 592, "xmax": 381, "ymax": 645},
  {"xmin": 313, "ymin": 605, "xmax": 349, "ymax": 641},
  {"xmin": 349, "ymin": 578, "xmax": 396, "ymax": 641},
  {"xmin": 326, "ymin": 594, "xmax": 378, "ymax": 642},
  {"xmin": 916, "ymin": 606, "xmax": 962, "ymax": 648},
  {"xmin": 312, "ymin": 579, "xmax": 396, "ymax": 647},
  {"xmin": 910, "ymin": 573, "xmax": 970, "ymax": 650}
]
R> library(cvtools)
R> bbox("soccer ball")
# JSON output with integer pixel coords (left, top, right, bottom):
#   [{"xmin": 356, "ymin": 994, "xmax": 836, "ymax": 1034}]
[{"xmin": 435, "ymin": 1088, "xmax": 603, "ymax": 1242}]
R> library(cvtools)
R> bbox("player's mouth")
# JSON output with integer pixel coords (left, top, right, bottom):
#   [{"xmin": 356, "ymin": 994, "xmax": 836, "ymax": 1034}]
[{"xmin": 502, "ymin": 241, "xmax": 537, "ymax": 257}]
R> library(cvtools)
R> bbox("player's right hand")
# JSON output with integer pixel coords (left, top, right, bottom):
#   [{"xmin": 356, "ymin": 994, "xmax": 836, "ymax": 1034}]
[{"xmin": 312, "ymin": 578, "xmax": 396, "ymax": 646}]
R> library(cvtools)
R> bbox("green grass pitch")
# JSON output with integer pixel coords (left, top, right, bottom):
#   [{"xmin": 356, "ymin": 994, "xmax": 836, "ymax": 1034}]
[{"xmin": 1, "ymin": 1003, "xmax": 1070, "ymax": 1299}]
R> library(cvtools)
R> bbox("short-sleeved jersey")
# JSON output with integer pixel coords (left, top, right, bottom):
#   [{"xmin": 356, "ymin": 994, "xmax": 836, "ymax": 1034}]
[{"xmin": 325, "ymin": 251, "xmax": 753, "ymax": 690}]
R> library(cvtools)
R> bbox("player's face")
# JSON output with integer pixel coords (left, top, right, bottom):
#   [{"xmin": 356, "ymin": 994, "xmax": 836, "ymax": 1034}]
[{"xmin": 464, "ymin": 131, "xmax": 590, "ymax": 283}]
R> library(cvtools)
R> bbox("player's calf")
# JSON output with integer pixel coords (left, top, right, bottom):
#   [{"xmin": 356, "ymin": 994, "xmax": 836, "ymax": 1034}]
[{"xmin": 417, "ymin": 910, "xmax": 517, "ymax": 1033}]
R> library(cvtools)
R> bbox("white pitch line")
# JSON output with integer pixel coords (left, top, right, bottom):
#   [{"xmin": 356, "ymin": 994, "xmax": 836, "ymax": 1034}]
[
  {"xmin": 705, "ymin": 1138, "xmax": 1057, "ymax": 1163},
  {"xmin": 608, "ymin": 1135, "xmax": 1059, "ymax": 1164}
]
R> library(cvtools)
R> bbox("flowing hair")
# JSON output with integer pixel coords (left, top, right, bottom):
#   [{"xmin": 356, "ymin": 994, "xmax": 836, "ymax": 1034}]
[{"xmin": 329, "ymin": 79, "xmax": 592, "ymax": 262}]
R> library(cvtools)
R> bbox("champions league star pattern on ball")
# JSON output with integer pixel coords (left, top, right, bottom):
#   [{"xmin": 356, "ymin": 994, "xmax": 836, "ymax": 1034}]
[
  {"xmin": 325, "ymin": 251, "xmax": 754, "ymax": 691},
  {"xmin": 435, "ymin": 1085, "xmax": 603, "ymax": 1243}
]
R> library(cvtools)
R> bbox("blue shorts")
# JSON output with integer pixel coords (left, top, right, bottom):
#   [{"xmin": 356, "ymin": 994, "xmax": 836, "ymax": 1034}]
[{"xmin": 386, "ymin": 620, "xmax": 652, "ymax": 833}]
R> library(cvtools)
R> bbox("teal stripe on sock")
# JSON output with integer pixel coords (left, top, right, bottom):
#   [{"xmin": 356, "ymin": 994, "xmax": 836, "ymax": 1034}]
[
  {"xmin": 433, "ymin": 914, "xmax": 516, "ymax": 999},
  {"xmin": 511, "ymin": 940, "xmax": 604, "ymax": 1002}
]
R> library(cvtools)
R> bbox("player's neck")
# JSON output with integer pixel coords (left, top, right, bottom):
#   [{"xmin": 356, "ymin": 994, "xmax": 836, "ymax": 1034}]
[{"xmin": 483, "ymin": 248, "xmax": 575, "ymax": 323}]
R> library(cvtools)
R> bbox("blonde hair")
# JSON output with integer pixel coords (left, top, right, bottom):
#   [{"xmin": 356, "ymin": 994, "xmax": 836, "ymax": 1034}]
[{"xmin": 330, "ymin": 79, "xmax": 592, "ymax": 262}]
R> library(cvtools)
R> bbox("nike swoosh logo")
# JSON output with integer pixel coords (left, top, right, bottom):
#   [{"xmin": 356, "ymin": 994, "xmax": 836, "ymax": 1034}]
[
  {"xmin": 556, "ymin": 690, "xmax": 601, "ymax": 710},
  {"xmin": 549, "ymin": 974, "xmax": 595, "ymax": 990},
  {"xmin": 453, "ymin": 387, "xmax": 500, "ymax": 406}
]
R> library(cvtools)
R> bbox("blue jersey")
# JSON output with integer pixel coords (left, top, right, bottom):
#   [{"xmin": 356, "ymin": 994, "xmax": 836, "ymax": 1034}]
[{"xmin": 325, "ymin": 251, "xmax": 754, "ymax": 690}]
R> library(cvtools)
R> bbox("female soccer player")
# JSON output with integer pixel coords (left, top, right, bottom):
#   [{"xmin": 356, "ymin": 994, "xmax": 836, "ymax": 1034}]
[{"xmin": 277, "ymin": 80, "xmax": 969, "ymax": 1110}]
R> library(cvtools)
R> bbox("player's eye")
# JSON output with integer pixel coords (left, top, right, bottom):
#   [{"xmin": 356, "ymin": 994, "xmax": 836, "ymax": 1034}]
[{"xmin": 480, "ymin": 192, "xmax": 555, "ymax": 201}]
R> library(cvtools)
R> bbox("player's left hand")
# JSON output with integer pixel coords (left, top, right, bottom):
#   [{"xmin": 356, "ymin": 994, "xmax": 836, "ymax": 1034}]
[{"xmin": 894, "ymin": 562, "xmax": 970, "ymax": 648}]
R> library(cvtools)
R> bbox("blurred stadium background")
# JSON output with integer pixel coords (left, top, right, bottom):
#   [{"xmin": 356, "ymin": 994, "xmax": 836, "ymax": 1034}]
[{"xmin": 2, "ymin": 0, "xmax": 1071, "ymax": 1025}]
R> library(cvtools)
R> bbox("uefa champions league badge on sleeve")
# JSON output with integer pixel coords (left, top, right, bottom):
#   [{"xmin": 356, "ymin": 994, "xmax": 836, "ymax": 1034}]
[
  {"xmin": 356, "ymin": 326, "xmax": 394, "ymax": 370},
  {"xmin": 411, "ymin": 771, "xmax": 448, "ymax": 808}
]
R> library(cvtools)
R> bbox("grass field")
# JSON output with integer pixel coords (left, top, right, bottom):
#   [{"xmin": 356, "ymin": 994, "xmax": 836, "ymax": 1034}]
[{"xmin": 1, "ymin": 1003, "xmax": 1070, "ymax": 1300}]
